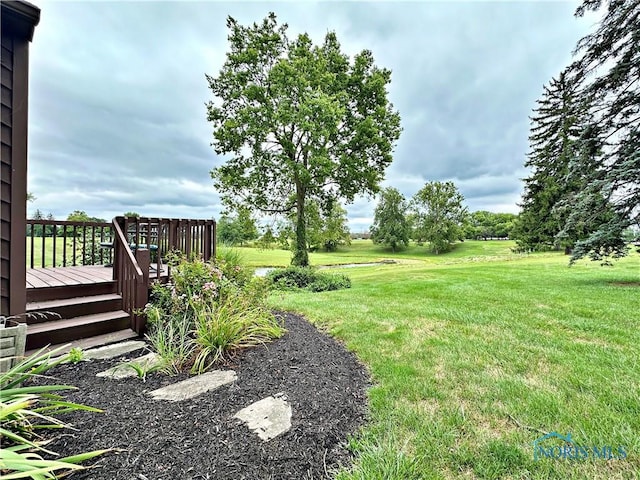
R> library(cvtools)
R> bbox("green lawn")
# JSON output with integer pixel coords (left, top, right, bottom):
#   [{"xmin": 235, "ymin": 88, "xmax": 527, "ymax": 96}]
[
  {"xmin": 26, "ymin": 237, "xmax": 67, "ymax": 268},
  {"xmin": 258, "ymin": 241, "xmax": 639, "ymax": 479},
  {"xmin": 26, "ymin": 237, "xmax": 108, "ymax": 268},
  {"xmin": 232, "ymin": 239, "xmax": 530, "ymax": 267}
]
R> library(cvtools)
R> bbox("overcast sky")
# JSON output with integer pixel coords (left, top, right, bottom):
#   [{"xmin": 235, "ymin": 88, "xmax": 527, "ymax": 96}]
[{"xmin": 27, "ymin": 0, "xmax": 597, "ymax": 232}]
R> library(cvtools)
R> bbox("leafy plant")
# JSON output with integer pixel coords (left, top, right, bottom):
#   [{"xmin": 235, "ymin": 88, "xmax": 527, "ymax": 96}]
[
  {"xmin": 115, "ymin": 358, "xmax": 164, "ymax": 382},
  {"xmin": 66, "ymin": 347, "xmax": 86, "ymax": 364},
  {"xmin": 267, "ymin": 266, "xmax": 318, "ymax": 289},
  {"xmin": 307, "ymin": 274, "xmax": 351, "ymax": 292},
  {"xmin": 215, "ymin": 245, "xmax": 254, "ymax": 287},
  {"xmin": 0, "ymin": 346, "xmax": 111, "ymax": 478}
]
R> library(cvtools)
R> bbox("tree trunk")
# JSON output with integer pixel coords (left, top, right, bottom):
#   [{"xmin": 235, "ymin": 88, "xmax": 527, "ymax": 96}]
[{"xmin": 292, "ymin": 185, "xmax": 309, "ymax": 267}]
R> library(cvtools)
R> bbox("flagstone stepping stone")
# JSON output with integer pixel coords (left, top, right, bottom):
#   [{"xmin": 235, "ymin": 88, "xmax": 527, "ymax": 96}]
[
  {"xmin": 148, "ymin": 370, "xmax": 237, "ymax": 401},
  {"xmin": 85, "ymin": 340, "xmax": 146, "ymax": 360},
  {"xmin": 96, "ymin": 352, "xmax": 161, "ymax": 379},
  {"xmin": 234, "ymin": 393, "xmax": 292, "ymax": 441}
]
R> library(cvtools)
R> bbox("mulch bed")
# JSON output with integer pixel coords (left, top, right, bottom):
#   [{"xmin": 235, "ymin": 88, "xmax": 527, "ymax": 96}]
[{"xmin": 34, "ymin": 312, "xmax": 370, "ymax": 479}]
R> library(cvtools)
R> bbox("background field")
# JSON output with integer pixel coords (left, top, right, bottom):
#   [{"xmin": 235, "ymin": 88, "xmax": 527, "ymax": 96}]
[{"xmin": 257, "ymin": 241, "xmax": 640, "ymax": 479}]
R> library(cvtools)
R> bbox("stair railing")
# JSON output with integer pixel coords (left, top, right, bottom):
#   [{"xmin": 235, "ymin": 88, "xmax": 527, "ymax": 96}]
[{"xmin": 112, "ymin": 219, "xmax": 149, "ymax": 334}]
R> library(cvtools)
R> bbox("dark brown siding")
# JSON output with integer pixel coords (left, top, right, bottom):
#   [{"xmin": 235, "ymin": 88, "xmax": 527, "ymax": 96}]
[
  {"xmin": 1, "ymin": 1, "xmax": 39, "ymax": 316},
  {"xmin": 1, "ymin": 32, "xmax": 15, "ymax": 316}
]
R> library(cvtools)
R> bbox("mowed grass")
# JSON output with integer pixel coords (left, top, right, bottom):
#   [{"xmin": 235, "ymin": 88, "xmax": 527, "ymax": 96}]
[
  {"xmin": 26, "ymin": 237, "xmax": 68, "ymax": 268},
  {"xmin": 232, "ymin": 239, "xmax": 527, "ymax": 267},
  {"xmin": 262, "ymin": 241, "xmax": 639, "ymax": 479},
  {"xmin": 26, "ymin": 237, "xmax": 107, "ymax": 267}
]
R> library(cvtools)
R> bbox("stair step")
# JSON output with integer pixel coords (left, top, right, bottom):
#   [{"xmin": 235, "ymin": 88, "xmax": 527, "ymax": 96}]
[
  {"xmin": 26, "ymin": 311, "xmax": 130, "ymax": 351},
  {"xmin": 26, "ymin": 294, "xmax": 123, "ymax": 322},
  {"xmin": 27, "ymin": 281, "xmax": 117, "ymax": 303},
  {"xmin": 25, "ymin": 329, "xmax": 140, "ymax": 358}
]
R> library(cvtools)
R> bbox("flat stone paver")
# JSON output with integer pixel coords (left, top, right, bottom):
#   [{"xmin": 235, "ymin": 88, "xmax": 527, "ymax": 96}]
[
  {"xmin": 96, "ymin": 352, "xmax": 161, "ymax": 379},
  {"xmin": 234, "ymin": 394, "xmax": 292, "ymax": 441},
  {"xmin": 149, "ymin": 370, "xmax": 237, "ymax": 401},
  {"xmin": 85, "ymin": 341, "xmax": 146, "ymax": 360}
]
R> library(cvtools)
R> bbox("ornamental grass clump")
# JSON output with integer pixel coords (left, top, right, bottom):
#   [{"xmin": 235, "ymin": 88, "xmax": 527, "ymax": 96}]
[
  {"xmin": 145, "ymin": 253, "xmax": 284, "ymax": 375},
  {"xmin": 0, "ymin": 346, "xmax": 111, "ymax": 479},
  {"xmin": 191, "ymin": 291, "xmax": 284, "ymax": 374}
]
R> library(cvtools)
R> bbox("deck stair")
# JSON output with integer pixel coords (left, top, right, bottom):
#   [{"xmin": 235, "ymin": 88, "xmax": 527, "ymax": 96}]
[{"xmin": 25, "ymin": 280, "xmax": 136, "ymax": 351}]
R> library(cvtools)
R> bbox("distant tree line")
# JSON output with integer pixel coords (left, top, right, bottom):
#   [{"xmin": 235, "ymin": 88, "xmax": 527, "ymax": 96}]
[
  {"xmin": 369, "ymin": 183, "xmax": 517, "ymax": 254},
  {"xmin": 27, "ymin": 210, "xmax": 108, "ymax": 237},
  {"xmin": 218, "ymin": 202, "xmax": 351, "ymax": 253}
]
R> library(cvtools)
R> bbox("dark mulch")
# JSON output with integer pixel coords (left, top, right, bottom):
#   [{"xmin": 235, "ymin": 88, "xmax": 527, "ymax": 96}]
[{"xmin": 34, "ymin": 312, "xmax": 370, "ymax": 479}]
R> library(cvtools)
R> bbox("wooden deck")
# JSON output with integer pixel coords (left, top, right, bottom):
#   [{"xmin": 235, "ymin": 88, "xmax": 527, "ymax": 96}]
[{"xmin": 26, "ymin": 265, "xmax": 167, "ymax": 289}]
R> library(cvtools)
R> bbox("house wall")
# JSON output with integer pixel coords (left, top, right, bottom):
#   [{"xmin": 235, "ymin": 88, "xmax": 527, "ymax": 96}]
[
  {"xmin": 0, "ymin": 1, "xmax": 40, "ymax": 317},
  {"xmin": 1, "ymin": 33, "xmax": 17, "ymax": 316}
]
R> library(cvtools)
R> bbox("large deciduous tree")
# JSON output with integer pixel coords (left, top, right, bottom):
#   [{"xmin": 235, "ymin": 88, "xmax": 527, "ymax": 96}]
[
  {"xmin": 561, "ymin": 0, "xmax": 640, "ymax": 262},
  {"xmin": 411, "ymin": 181, "xmax": 468, "ymax": 254},
  {"xmin": 207, "ymin": 13, "xmax": 401, "ymax": 266},
  {"xmin": 370, "ymin": 187, "xmax": 410, "ymax": 252}
]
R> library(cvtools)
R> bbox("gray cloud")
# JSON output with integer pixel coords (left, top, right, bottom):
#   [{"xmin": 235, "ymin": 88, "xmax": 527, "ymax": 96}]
[{"xmin": 27, "ymin": 1, "xmax": 593, "ymax": 232}]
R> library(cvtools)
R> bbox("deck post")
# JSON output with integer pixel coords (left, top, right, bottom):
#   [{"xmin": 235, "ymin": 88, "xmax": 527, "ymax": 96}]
[
  {"xmin": 134, "ymin": 248, "xmax": 150, "ymax": 334},
  {"xmin": 203, "ymin": 223, "xmax": 212, "ymax": 261}
]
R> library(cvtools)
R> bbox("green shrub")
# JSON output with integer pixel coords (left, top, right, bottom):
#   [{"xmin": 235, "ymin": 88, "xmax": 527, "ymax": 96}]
[
  {"xmin": 308, "ymin": 273, "xmax": 351, "ymax": 292},
  {"xmin": 267, "ymin": 266, "xmax": 319, "ymax": 289},
  {"xmin": 145, "ymin": 254, "xmax": 281, "ymax": 374},
  {"xmin": 170, "ymin": 257, "xmax": 224, "ymax": 297},
  {"xmin": 267, "ymin": 266, "xmax": 351, "ymax": 292}
]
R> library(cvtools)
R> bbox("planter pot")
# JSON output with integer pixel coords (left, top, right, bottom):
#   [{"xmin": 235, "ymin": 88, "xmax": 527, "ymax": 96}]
[{"xmin": 0, "ymin": 318, "xmax": 27, "ymax": 373}]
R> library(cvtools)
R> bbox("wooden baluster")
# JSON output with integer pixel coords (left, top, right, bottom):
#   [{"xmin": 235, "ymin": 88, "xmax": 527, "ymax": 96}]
[
  {"xmin": 72, "ymin": 225, "xmax": 77, "ymax": 266},
  {"xmin": 40, "ymin": 222, "xmax": 45, "ymax": 268},
  {"xmin": 62, "ymin": 225, "xmax": 67, "ymax": 267},
  {"xmin": 52, "ymin": 222, "xmax": 57, "ymax": 267},
  {"xmin": 81, "ymin": 223, "xmax": 86, "ymax": 265},
  {"xmin": 29, "ymin": 222, "xmax": 35, "ymax": 269},
  {"xmin": 134, "ymin": 248, "xmax": 150, "ymax": 334},
  {"xmin": 185, "ymin": 221, "xmax": 192, "ymax": 259},
  {"xmin": 204, "ymin": 222, "xmax": 212, "ymax": 261},
  {"xmin": 91, "ymin": 225, "xmax": 96, "ymax": 265}
]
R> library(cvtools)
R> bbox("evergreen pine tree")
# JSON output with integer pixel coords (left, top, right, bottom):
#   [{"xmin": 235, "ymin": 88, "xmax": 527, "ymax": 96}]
[
  {"xmin": 513, "ymin": 70, "xmax": 584, "ymax": 252},
  {"xmin": 561, "ymin": 0, "xmax": 640, "ymax": 262}
]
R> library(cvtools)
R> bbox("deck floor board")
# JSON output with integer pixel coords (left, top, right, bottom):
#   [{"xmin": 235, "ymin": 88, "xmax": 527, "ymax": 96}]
[{"xmin": 26, "ymin": 266, "xmax": 167, "ymax": 289}]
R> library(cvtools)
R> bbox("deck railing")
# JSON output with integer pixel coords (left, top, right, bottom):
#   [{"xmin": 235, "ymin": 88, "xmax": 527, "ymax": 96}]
[
  {"xmin": 112, "ymin": 216, "xmax": 216, "ymax": 333},
  {"xmin": 26, "ymin": 219, "xmax": 113, "ymax": 268},
  {"xmin": 116, "ymin": 216, "xmax": 216, "ymax": 280},
  {"xmin": 112, "ymin": 219, "xmax": 148, "ymax": 334},
  {"xmin": 26, "ymin": 216, "xmax": 216, "ymax": 334},
  {"xmin": 26, "ymin": 217, "xmax": 217, "ymax": 272}
]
